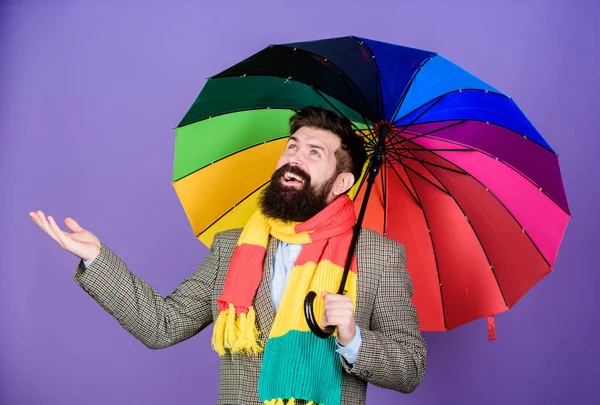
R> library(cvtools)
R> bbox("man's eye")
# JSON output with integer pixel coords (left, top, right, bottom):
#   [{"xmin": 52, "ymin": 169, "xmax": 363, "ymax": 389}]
[
  {"xmin": 288, "ymin": 144, "xmax": 297, "ymax": 150},
  {"xmin": 311, "ymin": 150, "xmax": 320, "ymax": 157}
]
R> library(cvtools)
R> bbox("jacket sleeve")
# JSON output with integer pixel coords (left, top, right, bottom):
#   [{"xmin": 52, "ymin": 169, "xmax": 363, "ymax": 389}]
[
  {"xmin": 342, "ymin": 239, "xmax": 427, "ymax": 393},
  {"xmin": 72, "ymin": 234, "xmax": 221, "ymax": 350}
]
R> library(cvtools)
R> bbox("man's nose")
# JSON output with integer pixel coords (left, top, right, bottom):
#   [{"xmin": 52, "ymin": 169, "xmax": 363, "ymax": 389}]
[{"xmin": 288, "ymin": 154, "xmax": 302, "ymax": 166}]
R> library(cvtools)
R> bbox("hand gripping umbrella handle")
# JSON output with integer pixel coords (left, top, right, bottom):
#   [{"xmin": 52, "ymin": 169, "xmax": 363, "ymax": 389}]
[
  {"xmin": 303, "ymin": 125, "xmax": 388, "ymax": 339},
  {"xmin": 304, "ymin": 291, "xmax": 336, "ymax": 338}
]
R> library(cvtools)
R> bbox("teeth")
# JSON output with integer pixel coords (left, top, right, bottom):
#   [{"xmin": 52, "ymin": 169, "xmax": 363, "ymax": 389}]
[{"xmin": 284, "ymin": 172, "xmax": 304, "ymax": 183}]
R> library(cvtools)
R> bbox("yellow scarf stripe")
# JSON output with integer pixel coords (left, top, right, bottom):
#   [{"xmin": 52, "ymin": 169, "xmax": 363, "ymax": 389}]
[
  {"xmin": 264, "ymin": 399, "xmax": 317, "ymax": 405},
  {"xmin": 269, "ymin": 261, "xmax": 358, "ymax": 339},
  {"xmin": 237, "ymin": 212, "xmax": 313, "ymax": 246},
  {"xmin": 269, "ymin": 218, "xmax": 313, "ymax": 244},
  {"xmin": 237, "ymin": 211, "xmax": 271, "ymax": 247}
]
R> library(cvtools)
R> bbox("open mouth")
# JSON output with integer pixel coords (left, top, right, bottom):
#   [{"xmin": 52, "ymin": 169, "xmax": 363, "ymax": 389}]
[{"xmin": 281, "ymin": 171, "xmax": 306, "ymax": 188}]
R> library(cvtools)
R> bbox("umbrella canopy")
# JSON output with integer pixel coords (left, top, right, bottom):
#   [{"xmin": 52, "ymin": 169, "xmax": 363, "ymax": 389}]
[{"xmin": 173, "ymin": 36, "xmax": 570, "ymax": 333}]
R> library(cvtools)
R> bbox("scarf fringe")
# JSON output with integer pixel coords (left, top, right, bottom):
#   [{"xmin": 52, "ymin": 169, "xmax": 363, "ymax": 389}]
[
  {"xmin": 211, "ymin": 303, "xmax": 263, "ymax": 355},
  {"xmin": 264, "ymin": 399, "xmax": 313, "ymax": 405}
]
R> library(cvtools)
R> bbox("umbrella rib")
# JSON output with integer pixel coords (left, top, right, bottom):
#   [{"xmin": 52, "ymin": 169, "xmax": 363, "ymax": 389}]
[
  {"xmin": 389, "ymin": 54, "xmax": 438, "ymax": 122},
  {"xmin": 276, "ymin": 44, "xmax": 380, "ymax": 124},
  {"xmin": 389, "ymin": 152, "xmax": 468, "ymax": 175},
  {"xmin": 397, "ymin": 160, "xmax": 449, "ymax": 331},
  {"xmin": 354, "ymin": 37, "xmax": 384, "ymax": 120},
  {"xmin": 389, "ymin": 120, "xmax": 464, "ymax": 145},
  {"xmin": 195, "ymin": 179, "xmax": 271, "ymax": 239},
  {"xmin": 393, "ymin": 88, "xmax": 507, "ymax": 124},
  {"xmin": 334, "ymin": 77, "xmax": 378, "ymax": 140},
  {"xmin": 386, "ymin": 159, "xmax": 421, "ymax": 207},
  {"xmin": 386, "ymin": 153, "xmax": 450, "ymax": 195},
  {"xmin": 388, "ymin": 96, "xmax": 447, "ymax": 145},
  {"xmin": 381, "ymin": 157, "xmax": 388, "ymax": 234},
  {"xmin": 177, "ymin": 106, "xmax": 299, "ymax": 130},
  {"xmin": 405, "ymin": 147, "xmax": 510, "ymax": 309},
  {"xmin": 215, "ymin": 45, "xmax": 378, "ymax": 122},
  {"xmin": 174, "ymin": 136, "xmax": 289, "ymax": 183},
  {"xmin": 392, "ymin": 120, "xmax": 469, "ymax": 146},
  {"xmin": 298, "ymin": 42, "xmax": 381, "ymax": 124},
  {"xmin": 386, "ymin": 149, "xmax": 460, "ymax": 187},
  {"xmin": 391, "ymin": 89, "xmax": 557, "ymax": 155},
  {"xmin": 310, "ymin": 86, "xmax": 377, "ymax": 145},
  {"xmin": 297, "ymin": 46, "xmax": 382, "ymax": 144},
  {"xmin": 184, "ymin": 75, "xmax": 375, "ymax": 139},
  {"xmin": 376, "ymin": 68, "xmax": 383, "ymax": 122}
]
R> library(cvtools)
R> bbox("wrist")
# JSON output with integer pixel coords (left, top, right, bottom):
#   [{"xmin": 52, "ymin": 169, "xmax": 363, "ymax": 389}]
[
  {"xmin": 337, "ymin": 325, "xmax": 357, "ymax": 346},
  {"xmin": 82, "ymin": 243, "xmax": 101, "ymax": 262}
]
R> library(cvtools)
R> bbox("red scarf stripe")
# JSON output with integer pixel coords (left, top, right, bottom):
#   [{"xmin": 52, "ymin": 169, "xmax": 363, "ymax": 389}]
[
  {"xmin": 293, "ymin": 196, "xmax": 356, "ymax": 242},
  {"xmin": 293, "ymin": 234, "xmax": 359, "ymax": 275},
  {"xmin": 217, "ymin": 243, "xmax": 266, "ymax": 313}
]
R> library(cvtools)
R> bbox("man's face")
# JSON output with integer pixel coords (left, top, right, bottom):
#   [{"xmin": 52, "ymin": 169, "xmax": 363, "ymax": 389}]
[
  {"xmin": 258, "ymin": 127, "xmax": 344, "ymax": 222},
  {"xmin": 276, "ymin": 126, "xmax": 341, "ymax": 194}
]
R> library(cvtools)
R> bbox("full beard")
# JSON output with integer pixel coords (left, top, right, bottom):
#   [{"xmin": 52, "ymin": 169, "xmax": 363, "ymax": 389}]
[{"xmin": 258, "ymin": 164, "xmax": 337, "ymax": 223}]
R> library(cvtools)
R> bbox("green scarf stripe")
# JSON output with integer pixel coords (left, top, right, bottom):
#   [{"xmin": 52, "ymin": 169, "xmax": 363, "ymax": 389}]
[{"xmin": 258, "ymin": 331, "xmax": 342, "ymax": 405}]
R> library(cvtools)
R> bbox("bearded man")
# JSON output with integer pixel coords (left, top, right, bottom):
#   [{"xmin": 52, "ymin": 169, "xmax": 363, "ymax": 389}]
[{"xmin": 30, "ymin": 106, "xmax": 427, "ymax": 405}]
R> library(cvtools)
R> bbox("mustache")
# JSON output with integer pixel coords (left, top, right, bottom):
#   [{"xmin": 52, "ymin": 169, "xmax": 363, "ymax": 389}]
[{"xmin": 273, "ymin": 164, "xmax": 311, "ymax": 183}]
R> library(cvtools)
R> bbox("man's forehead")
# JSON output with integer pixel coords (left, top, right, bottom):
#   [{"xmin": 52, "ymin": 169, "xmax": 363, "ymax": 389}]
[{"xmin": 288, "ymin": 127, "xmax": 341, "ymax": 149}]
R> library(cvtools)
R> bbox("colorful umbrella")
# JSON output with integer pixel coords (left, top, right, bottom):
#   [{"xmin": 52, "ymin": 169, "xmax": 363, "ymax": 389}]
[{"xmin": 172, "ymin": 36, "xmax": 570, "ymax": 336}]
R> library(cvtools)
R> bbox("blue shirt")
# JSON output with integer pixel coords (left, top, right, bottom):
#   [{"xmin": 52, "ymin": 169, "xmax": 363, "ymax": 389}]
[{"xmin": 84, "ymin": 241, "xmax": 362, "ymax": 364}]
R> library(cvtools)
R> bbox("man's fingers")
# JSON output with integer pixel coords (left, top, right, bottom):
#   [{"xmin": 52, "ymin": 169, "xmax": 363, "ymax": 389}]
[
  {"xmin": 29, "ymin": 212, "xmax": 42, "ymax": 228},
  {"xmin": 64, "ymin": 217, "xmax": 83, "ymax": 233},
  {"xmin": 34, "ymin": 210, "xmax": 49, "ymax": 232},
  {"xmin": 325, "ymin": 306, "xmax": 354, "ymax": 315},
  {"xmin": 322, "ymin": 293, "xmax": 353, "ymax": 305},
  {"xmin": 36, "ymin": 211, "xmax": 60, "ymax": 241},
  {"xmin": 324, "ymin": 299, "xmax": 353, "ymax": 309},
  {"xmin": 30, "ymin": 212, "xmax": 53, "ymax": 238},
  {"xmin": 47, "ymin": 216, "xmax": 69, "ymax": 248},
  {"xmin": 323, "ymin": 316, "xmax": 348, "ymax": 326},
  {"xmin": 321, "ymin": 313, "xmax": 353, "ymax": 326}
]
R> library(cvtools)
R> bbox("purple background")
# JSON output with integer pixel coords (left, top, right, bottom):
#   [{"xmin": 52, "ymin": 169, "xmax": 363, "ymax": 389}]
[{"xmin": 2, "ymin": 0, "xmax": 598, "ymax": 404}]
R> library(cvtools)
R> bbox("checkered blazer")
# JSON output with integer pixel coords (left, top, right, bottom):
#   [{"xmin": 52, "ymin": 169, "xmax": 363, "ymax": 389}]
[{"xmin": 74, "ymin": 228, "xmax": 427, "ymax": 405}]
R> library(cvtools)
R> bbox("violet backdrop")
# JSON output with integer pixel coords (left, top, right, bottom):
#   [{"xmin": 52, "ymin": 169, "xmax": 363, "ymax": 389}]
[{"xmin": 1, "ymin": 0, "xmax": 598, "ymax": 404}]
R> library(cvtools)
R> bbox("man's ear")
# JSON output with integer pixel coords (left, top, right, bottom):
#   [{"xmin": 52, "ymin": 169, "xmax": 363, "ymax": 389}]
[{"xmin": 332, "ymin": 172, "xmax": 355, "ymax": 196}]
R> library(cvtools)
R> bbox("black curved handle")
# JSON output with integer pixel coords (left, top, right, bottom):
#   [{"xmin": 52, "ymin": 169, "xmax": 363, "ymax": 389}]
[{"xmin": 304, "ymin": 291, "xmax": 336, "ymax": 338}]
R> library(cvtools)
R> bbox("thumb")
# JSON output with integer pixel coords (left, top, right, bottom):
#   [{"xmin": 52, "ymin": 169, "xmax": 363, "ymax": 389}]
[{"xmin": 64, "ymin": 217, "xmax": 84, "ymax": 232}]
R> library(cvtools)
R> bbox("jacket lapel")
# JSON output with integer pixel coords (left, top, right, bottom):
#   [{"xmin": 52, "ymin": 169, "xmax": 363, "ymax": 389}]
[{"xmin": 253, "ymin": 235, "xmax": 278, "ymax": 342}]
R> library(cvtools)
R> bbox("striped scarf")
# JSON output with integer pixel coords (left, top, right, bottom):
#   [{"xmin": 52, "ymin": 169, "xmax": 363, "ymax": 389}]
[{"xmin": 212, "ymin": 195, "xmax": 358, "ymax": 405}]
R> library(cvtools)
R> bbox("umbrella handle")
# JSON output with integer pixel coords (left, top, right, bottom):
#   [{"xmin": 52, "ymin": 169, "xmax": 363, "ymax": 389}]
[{"xmin": 304, "ymin": 291, "xmax": 336, "ymax": 338}]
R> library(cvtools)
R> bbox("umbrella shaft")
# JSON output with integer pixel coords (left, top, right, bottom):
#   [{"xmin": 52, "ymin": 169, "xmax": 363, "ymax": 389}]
[{"xmin": 338, "ymin": 125, "xmax": 388, "ymax": 294}]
